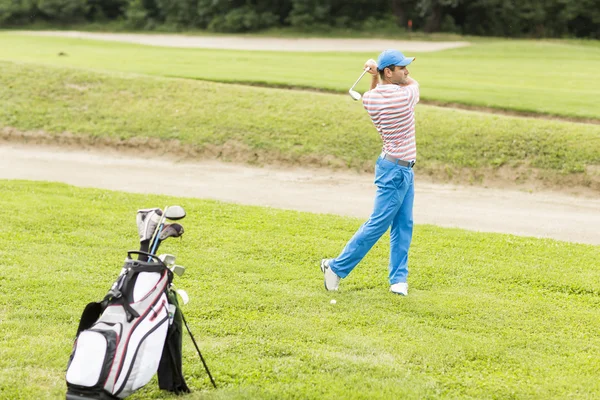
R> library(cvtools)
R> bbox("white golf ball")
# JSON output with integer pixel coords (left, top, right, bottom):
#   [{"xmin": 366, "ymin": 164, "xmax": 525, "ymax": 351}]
[{"xmin": 330, "ymin": 299, "xmax": 337, "ymax": 304}]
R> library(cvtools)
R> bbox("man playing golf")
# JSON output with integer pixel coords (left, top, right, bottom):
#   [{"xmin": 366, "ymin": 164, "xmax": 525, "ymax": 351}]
[{"xmin": 320, "ymin": 49, "xmax": 419, "ymax": 296}]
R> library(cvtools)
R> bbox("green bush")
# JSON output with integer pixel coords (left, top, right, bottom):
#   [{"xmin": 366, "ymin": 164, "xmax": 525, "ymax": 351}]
[
  {"xmin": 440, "ymin": 14, "xmax": 459, "ymax": 33},
  {"xmin": 37, "ymin": 0, "xmax": 89, "ymax": 21},
  {"xmin": 156, "ymin": 0, "xmax": 199, "ymax": 27},
  {"xmin": 0, "ymin": 0, "xmax": 35, "ymax": 24},
  {"xmin": 123, "ymin": 0, "xmax": 147, "ymax": 28},
  {"xmin": 207, "ymin": 7, "xmax": 277, "ymax": 32},
  {"xmin": 361, "ymin": 15, "xmax": 403, "ymax": 32}
]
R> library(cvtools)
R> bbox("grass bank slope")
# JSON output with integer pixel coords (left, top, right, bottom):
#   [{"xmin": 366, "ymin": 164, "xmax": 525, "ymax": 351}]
[{"xmin": 1, "ymin": 62, "xmax": 599, "ymax": 190}]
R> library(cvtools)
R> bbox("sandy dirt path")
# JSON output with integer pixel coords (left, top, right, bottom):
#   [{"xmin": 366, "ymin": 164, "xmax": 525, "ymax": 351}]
[
  {"xmin": 17, "ymin": 31, "xmax": 470, "ymax": 52},
  {"xmin": 4, "ymin": 143, "xmax": 599, "ymax": 245}
]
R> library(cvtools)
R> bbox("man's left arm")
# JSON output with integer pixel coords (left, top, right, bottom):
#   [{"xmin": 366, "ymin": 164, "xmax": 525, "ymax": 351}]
[{"xmin": 401, "ymin": 77, "xmax": 418, "ymax": 87}]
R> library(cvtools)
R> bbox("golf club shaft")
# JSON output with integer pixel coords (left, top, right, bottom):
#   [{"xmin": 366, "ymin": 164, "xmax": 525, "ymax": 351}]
[
  {"xmin": 349, "ymin": 67, "xmax": 370, "ymax": 91},
  {"xmin": 149, "ymin": 205, "xmax": 169, "ymax": 255}
]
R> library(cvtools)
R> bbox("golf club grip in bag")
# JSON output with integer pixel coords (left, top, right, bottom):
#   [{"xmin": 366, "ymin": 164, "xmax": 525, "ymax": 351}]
[{"xmin": 66, "ymin": 253, "xmax": 174, "ymax": 399}]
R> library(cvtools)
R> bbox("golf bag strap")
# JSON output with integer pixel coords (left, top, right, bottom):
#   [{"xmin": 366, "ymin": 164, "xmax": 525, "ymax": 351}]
[
  {"xmin": 101, "ymin": 289, "xmax": 140, "ymax": 322},
  {"xmin": 98, "ymin": 260, "xmax": 170, "ymax": 322},
  {"xmin": 115, "ymin": 296, "xmax": 140, "ymax": 322},
  {"xmin": 124, "ymin": 258, "xmax": 167, "ymax": 272},
  {"xmin": 118, "ymin": 263, "xmax": 170, "ymax": 322},
  {"xmin": 119, "ymin": 264, "xmax": 166, "ymax": 297},
  {"xmin": 130, "ymin": 264, "xmax": 170, "ymax": 274},
  {"xmin": 126, "ymin": 250, "xmax": 163, "ymax": 264}
]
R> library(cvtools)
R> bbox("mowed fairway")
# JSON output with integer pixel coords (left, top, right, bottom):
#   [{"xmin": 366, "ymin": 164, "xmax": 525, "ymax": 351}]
[
  {"xmin": 1, "ymin": 181, "xmax": 600, "ymax": 399},
  {"xmin": 1, "ymin": 33, "xmax": 600, "ymax": 120}
]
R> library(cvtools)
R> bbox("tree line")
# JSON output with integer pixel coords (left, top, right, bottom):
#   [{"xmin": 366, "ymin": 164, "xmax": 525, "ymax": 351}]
[{"xmin": 1, "ymin": 0, "xmax": 598, "ymax": 39}]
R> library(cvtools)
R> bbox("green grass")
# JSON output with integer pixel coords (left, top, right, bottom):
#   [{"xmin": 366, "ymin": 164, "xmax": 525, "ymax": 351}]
[
  {"xmin": 1, "ymin": 180, "xmax": 599, "ymax": 399},
  {"xmin": 1, "ymin": 33, "xmax": 600, "ymax": 120},
  {"xmin": 1, "ymin": 61, "xmax": 599, "ymax": 185}
]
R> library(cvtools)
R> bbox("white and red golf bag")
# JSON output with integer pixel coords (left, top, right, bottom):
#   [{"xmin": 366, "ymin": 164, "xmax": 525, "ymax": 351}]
[{"xmin": 65, "ymin": 252, "xmax": 186, "ymax": 399}]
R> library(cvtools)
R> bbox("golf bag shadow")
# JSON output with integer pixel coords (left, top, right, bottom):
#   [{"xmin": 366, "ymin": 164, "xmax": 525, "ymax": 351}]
[{"xmin": 65, "ymin": 251, "xmax": 190, "ymax": 399}]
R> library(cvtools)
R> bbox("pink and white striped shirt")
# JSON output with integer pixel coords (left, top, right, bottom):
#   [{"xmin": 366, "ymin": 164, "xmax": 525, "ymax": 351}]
[{"xmin": 362, "ymin": 81, "xmax": 420, "ymax": 161}]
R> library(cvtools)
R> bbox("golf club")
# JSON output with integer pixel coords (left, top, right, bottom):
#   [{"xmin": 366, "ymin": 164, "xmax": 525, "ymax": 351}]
[
  {"xmin": 159, "ymin": 223, "xmax": 184, "ymax": 241},
  {"xmin": 150, "ymin": 223, "xmax": 185, "ymax": 253},
  {"xmin": 149, "ymin": 205, "xmax": 186, "ymax": 255},
  {"xmin": 136, "ymin": 208, "xmax": 163, "ymax": 243},
  {"xmin": 348, "ymin": 67, "xmax": 371, "ymax": 101},
  {"xmin": 159, "ymin": 253, "xmax": 186, "ymax": 277}
]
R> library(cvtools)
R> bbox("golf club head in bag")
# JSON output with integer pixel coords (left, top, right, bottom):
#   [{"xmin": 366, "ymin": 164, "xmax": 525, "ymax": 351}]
[
  {"xmin": 160, "ymin": 223, "xmax": 184, "ymax": 241},
  {"xmin": 137, "ymin": 206, "xmax": 186, "ymax": 260},
  {"xmin": 137, "ymin": 208, "xmax": 163, "ymax": 242},
  {"xmin": 137, "ymin": 208, "xmax": 163, "ymax": 259},
  {"xmin": 164, "ymin": 206, "xmax": 186, "ymax": 221},
  {"xmin": 149, "ymin": 206, "xmax": 186, "ymax": 255},
  {"xmin": 159, "ymin": 253, "xmax": 186, "ymax": 277}
]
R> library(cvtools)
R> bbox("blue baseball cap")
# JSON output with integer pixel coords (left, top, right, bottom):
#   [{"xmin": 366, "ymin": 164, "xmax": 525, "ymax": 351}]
[{"xmin": 377, "ymin": 49, "xmax": 415, "ymax": 70}]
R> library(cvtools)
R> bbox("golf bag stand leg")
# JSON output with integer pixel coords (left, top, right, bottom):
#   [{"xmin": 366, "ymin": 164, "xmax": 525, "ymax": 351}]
[{"xmin": 181, "ymin": 311, "xmax": 217, "ymax": 389}]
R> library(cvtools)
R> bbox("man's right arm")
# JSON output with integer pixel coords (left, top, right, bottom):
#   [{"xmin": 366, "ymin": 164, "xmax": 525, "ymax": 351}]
[
  {"xmin": 364, "ymin": 58, "xmax": 378, "ymax": 90},
  {"xmin": 369, "ymin": 74, "xmax": 379, "ymax": 90}
]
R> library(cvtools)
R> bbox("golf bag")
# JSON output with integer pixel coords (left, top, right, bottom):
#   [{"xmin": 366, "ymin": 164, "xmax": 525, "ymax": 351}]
[
  {"xmin": 66, "ymin": 207, "xmax": 193, "ymax": 400},
  {"xmin": 65, "ymin": 251, "xmax": 189, "ymax": 399}
]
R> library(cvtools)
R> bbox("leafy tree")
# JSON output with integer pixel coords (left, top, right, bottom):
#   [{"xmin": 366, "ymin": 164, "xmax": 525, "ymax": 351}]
[
  {"xmin": 37, "ymin": 0, "xmax": 88, "ymax": 21},
  {"xmin": 0, "ymin": 0, "xmax": 37, "ymax": 24},
  {"xmin": 87, "ymin": 0, "xmax": 127, "ymax": 20},
  {"xmin": 0, "ymin": 0, "xmax": 598, "ymax": 38}
]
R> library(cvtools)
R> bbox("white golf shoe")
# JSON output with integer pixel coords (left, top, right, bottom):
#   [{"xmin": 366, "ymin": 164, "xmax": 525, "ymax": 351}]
[
  {"xmin": 390, "ymin": 282, "xmax": 408, "ymax": 296},
  {"xmin": 320, "ymin": 259, "xmax": 340, "ymax": 291}
]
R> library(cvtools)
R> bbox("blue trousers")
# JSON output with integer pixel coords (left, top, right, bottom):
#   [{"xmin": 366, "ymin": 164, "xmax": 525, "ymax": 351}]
[{"xmin": 330, "ymin": 155, "xmax": 414, "ymax": 285}]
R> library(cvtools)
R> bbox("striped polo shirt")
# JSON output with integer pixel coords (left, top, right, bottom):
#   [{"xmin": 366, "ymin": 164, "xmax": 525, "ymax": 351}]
[{"xmin": 362, "ymin": 81, "xmax": 420, "ymax": 161}]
